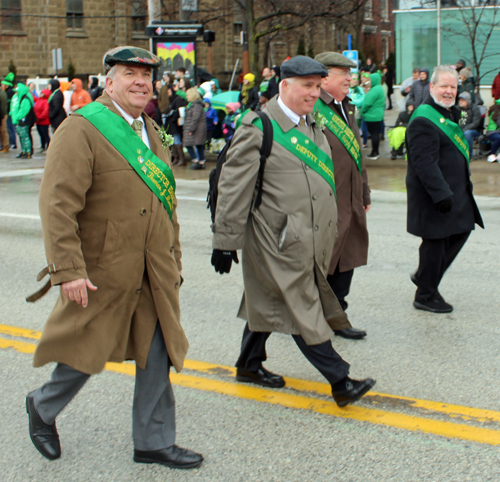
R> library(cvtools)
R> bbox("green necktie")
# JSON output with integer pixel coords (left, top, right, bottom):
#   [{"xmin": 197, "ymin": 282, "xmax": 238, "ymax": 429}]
[{"xmin": 131, "ymin": 119, "xmax": 142, "ymax": 138}]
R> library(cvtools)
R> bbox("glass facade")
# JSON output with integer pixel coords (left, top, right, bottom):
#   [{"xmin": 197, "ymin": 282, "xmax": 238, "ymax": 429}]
[{"xmin": 395, "ymin": 6, "xmax": 500, "ymax": 85}]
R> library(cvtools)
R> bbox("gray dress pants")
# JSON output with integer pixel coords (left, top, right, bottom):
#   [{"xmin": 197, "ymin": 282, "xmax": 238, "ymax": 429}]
[{"xmin": 32, "ymin": 322, "xmax": 176, "ymax": 451}]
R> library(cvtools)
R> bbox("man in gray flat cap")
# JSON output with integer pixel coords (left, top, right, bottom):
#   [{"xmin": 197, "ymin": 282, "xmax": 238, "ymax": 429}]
[
  {"xmin": 313, "ymin": 51, "xmax": 371, "ymax": 340},
  {"xmin": 212, "ymin": 56, "xmax": 375, "ymax": 406},
  {"xmin": 25, "ymin": 45, "xmax": 203, "ymax": 469}
]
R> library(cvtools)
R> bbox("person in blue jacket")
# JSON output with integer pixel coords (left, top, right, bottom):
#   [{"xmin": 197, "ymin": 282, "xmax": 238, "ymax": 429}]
[{"xmin": 204, "ymin": 98, "xmax": 218, "ymax": 148}]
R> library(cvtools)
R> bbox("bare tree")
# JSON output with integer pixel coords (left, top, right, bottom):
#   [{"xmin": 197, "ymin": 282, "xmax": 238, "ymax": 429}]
[{"xmin": 441, "ymin": 0, "xmax": 500, "ymax": 87}]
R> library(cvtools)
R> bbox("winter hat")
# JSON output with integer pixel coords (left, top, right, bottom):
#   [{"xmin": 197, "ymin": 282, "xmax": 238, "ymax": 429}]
[
  {"xmin": 459, "ymin": 92, "xmax": 471, "ymax": 104},
  {"xmin": 1, "ymin": 72, "xmax": 14, "ymax": 86},
  {"xmin": 243, "ymin": 73, "xmax": 255, "ymax": 83},
  {"xmin": 460, "ymin": 68, "xmax": 472, "ymax": 79},
  {"xmin": 225, "ymin": 102, "xmax": 240, "ymax": 113}
]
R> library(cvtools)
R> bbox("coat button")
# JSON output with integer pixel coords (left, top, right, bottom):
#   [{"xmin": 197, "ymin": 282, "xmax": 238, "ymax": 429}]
[
  {"xmin": 323, "ymin": 250, "xmax": 327, "ymax": 256},
  {"xmin": 140, "ymin": 208, "xmax": 147, "ymax": 216},
  {"xmin": 330, "ymin": 191, "xmax": 333, "ymax": 196},
  {"xmin": 329, "ymin": 220, "xmax": 333, "ymax": 227},
  {"xmin": 170, "ymin": 246, "xmax": 174, "ymax": 253},
  {"xmin": 174, "ymin": 282, "xmax": 179, "ymax": 289},
  {"xmin": 135, "ymin": 289, "xmax": 142, "ymax": 294},
  {"xmin": 314, "ymin": 225, "xmax": 319, "ymax": 231},
  {"xmin": 304, "ymin": 165, "xmax": 309, "ymax": 170},
  {"xmin": 312, "ymin": 194, "xmax": 318, "ymax": 201},
  {"xmin": 145, "ymin": 248, "xmax": 149, "ymax": 254}
]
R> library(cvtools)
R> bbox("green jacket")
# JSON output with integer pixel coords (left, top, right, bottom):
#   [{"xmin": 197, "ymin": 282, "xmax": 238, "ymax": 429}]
[
  {"xmin": 360, "ymin": 73, "xmax": 385, "ymax": 122},
  {"xmin": 10, "ymin": 83, "xmax": 33, "ymax": 125}
]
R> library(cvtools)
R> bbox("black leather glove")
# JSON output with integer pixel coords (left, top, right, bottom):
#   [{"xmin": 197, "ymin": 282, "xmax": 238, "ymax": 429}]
[
  {"xmin": 211, "ymin": 249, "xmax": 239, "ymax": 274},
  {"xmin": 435, "ymin": 196, "xmax": 453, "ymax": 213}
]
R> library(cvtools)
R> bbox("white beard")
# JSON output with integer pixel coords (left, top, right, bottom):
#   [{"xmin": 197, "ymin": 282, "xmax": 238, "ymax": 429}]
[{"xmin": 431, "ymin": 93, "xmax": 453, "ymax": 109}]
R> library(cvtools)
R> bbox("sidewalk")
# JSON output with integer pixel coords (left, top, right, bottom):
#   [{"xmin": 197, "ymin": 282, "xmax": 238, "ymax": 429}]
[{"xmin": 2, "ymin": 114, "xmax": 500, "ymax": 197}]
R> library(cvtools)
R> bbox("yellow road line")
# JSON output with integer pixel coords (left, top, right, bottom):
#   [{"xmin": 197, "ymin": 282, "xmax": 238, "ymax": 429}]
[
  {"xmin": 1, "ymin": 335, "xmax": 500, "ymax": 446},
  {"xmin": 2, "ymin": 323, "xmax": 500, "ymax": 426}
]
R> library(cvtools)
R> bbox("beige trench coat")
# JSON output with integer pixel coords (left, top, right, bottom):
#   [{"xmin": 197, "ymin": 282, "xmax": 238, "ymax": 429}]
[
  {"xmin": 319, "ymin": 90, "xmax": 371, "ymax": 274},
  {"xmin": 32, "ymin": 93, "xmax": 188, "ymax": 375},
  {"xmin": 212, "ymin": 97, "xmax": 350, "ymax": 345}
]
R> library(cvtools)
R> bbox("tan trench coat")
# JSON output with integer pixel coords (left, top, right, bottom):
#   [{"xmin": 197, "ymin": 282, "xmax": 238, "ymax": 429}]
[
  {"xmin": 212, "ymin": 97, "xmax": 350, "ymax": 345},
  {"xmin": 319, "ymin": 90, "xmax": 370, "ymax": 274},
  {"xmin": 32, "ymin": 92, "xmax": 189, "ymax": 375}
]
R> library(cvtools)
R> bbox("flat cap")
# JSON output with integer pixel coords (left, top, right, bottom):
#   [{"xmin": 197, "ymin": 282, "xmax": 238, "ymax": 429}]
[
  {"xmin": 103, "ymin": 46, "xmax": 162, "ymax": 72},
  {"xmin": 315, "ymin": 52, "xmax": 357, "ymax": 69},
  {"xmin": 281, "ymin": 56, "xmax": 328, "ymax": 80}
]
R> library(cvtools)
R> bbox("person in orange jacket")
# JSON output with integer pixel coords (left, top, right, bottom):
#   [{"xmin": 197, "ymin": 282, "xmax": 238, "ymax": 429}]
[{"xmin": 69, "ymin": 78, "xmax": 91, "ymax": 112}]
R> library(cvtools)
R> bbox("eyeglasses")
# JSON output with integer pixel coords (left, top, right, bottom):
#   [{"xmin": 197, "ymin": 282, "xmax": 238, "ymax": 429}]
[{"xmin": 329, "ymin": 70, "xmax": 352, "ymax": 78}]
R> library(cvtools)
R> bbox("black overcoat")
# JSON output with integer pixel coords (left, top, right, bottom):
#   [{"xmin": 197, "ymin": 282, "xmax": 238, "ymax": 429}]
[{"xmin": 405, "ymin": 96, "xmax": 483, "ymax": 239}]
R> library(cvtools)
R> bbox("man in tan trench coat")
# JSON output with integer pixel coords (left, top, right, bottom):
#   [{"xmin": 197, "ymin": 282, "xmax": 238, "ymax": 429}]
[
  {"xmin": 212, "ymin": 56, "xmax": 375, "ymax": 407},
  {"xmin": 25, "ymin": 46, "xmax": 203, "ymax": 469}
]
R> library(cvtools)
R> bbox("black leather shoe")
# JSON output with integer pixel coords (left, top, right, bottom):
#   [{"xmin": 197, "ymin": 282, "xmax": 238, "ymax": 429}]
[
  {"xmin": 236, "ymin": 366, "xmax": 285, "ymax": 388},
  {"xmin": 134, "ymin": 445, "xmax": 203, "ymax": 469},
  {"xmin": 332, "ymin": 378, "xmax": 376, "ymax": 407},
  {"xmin": 26, "ymin": 393, "xmax": 61, "ymax": 460},
  {"xmin": 414, "ymin": 296, "xmax": 453, "ymax": 313},
  {"xmin": 334, "ymin": 328, "xmax": 367, "ymax": 340}
]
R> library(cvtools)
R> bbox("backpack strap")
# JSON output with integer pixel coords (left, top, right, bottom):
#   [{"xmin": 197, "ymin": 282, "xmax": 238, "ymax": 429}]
[{"xmin": 253, "ymin": 111, "xmax": 273, "ymax": 210}]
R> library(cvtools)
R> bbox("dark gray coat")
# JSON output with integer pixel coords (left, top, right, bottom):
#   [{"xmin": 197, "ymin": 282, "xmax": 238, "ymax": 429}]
[
  {"xmin": 406, "ymin": 96, "xmax": 483, "ymax": 239},
  {"xmin": 183, "ymin": 100, "xmax": 206, "ymax": 146}
]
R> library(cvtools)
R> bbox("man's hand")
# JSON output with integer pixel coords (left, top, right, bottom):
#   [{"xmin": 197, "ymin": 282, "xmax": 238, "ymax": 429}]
[
  {"xmin": 405, "ymin": 86, "xmax": 411, "ymax": 93},
  {"xmin": 364, "ymin": 204, "xmax": 371, "ymax": 213},
  {"xmin": 61, "ymin": 278, "xmax": 98, "ymax": 308},
  {"xmin": 211, "ymin": 250, "xmax": 239, "ymax": 274},
  {"xmin": 435, "ymin": 196, "xmax": 453, "ymax": 214}
]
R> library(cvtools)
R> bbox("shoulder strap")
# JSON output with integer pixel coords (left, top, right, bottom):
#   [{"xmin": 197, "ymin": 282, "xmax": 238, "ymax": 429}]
[{"xmin": 253, "ymin": 111, "xmax": 273, "ymax": 210}]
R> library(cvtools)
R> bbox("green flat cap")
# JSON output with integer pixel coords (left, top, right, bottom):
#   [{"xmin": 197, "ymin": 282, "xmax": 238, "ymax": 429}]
[
  {"xmin": 315, "ymin": 52, "xmax": 357, "ymax": 69},
  {"xmin": 1, "ymin": 72, "xmax": 15, "ymax": 86},
  {"xmin": 281, "ymin": 56, "xmax": 328, "ymax": 79},
  {"xmin": 103, "ymin": 46, "xmax": 162, "ymax": 72}
]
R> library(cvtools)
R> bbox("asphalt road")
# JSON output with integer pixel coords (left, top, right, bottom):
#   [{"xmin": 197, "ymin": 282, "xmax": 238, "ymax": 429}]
[{"xmin": 1, "ymin": 162, "xmax": 500, "ymax": 481}]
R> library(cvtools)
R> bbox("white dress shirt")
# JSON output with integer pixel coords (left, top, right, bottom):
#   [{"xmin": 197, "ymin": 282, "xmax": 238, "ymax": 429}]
[
  {"xmin": 110, "ymin": 98, "xmax": 151, "ymax": 148},
  {"xmin": 277, "ymin": 96, "xmax": 307, "ymax": 126}
]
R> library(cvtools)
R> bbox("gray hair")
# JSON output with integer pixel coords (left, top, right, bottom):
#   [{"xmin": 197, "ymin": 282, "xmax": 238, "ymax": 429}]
[
  {"xmin": 278, "ymin": 77, "xmax": 296, "ymax": 94},
  {"xmin": 431, "ymin": 65, "xmax": 459, "ymax": 84},
  {"xmin": 106, "ymin": 65, "xmax": 118, "ymax": 80}
]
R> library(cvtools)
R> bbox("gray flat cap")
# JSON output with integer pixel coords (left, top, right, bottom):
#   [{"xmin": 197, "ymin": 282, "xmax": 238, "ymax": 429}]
[
  {"xmin": 458, "ymin": 91, "xmax": 471, "ymax": 103},
  {"xmin": 315, "ymin": 52, "xmax": 357, "ymax": 69},
  {"xmin": 281, "ymin": 56, "xmax": 328, "ymax": 79}
]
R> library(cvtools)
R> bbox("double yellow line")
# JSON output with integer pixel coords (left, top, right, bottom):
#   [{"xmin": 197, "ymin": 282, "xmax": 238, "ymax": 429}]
[{"xmin": 2, "ymin": 323, "xmax": 500, "ymax": 446}]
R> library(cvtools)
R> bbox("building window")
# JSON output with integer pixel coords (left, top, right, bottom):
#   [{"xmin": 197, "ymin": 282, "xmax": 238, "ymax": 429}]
[
  {"xmin": 67, "ymin": 0, "xmax": 84, "ymax": 29},
  {"xmin": 1, "ymin": 0, "xmax": 22, "ymax": 30},
  {"xmin": 381, "ymin": 0, "xmax": 389, "ymax": 20},
  {"xmin": 132, "ymin": 0, "xmax": 147, "ymax": 33},
  {"xmin": 364, "ymin": 0, "xmax": 373, "ymax": 20},
  {"xmin": 233, "ymin": 22, "xmax": 243, "ymax": 43}
]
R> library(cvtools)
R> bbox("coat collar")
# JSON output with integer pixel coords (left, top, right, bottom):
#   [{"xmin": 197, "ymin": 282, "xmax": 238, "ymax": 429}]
[
  {"xmin": 96, "ymin": 91, "xmax": 164, "ymax": 157},
  {"xmin": 264, "ymin": 96, "xmax": 315, "ymax": 133}
]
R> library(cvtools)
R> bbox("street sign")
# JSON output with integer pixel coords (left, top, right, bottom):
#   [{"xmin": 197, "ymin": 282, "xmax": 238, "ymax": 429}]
[{"xmin": 343, "ymin": 50, "xmax": 358, "ymax": 73}]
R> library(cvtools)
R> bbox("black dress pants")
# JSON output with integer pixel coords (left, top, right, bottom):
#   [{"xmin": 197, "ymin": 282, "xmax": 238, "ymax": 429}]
[
  {"xmin": 327, "ymin": 266, "xmax": 354, "ymax": 312},
  {"xmin": 415, "ymin": 232, "xmax": 470, "ymax": 301},
  {"xmin": 365, "ymin": 121, "xmax": 381, "ymax": 156},
  {"xmin": 235, "ymin": 323, "xmax": 349, "ymax": 386}
]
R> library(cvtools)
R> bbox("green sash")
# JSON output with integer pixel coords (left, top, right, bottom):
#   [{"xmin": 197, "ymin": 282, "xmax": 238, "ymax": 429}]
[
  {"xmin": 411, "ymin": 104, "xmax": 470, "ymax": 163},
  {"xmin": 315, "ymin": 98, "xmax": 362, "ymax": 174},
  {"xmin": 78, "ymin": 102, "xmax": 176, "ymax": 219},
  {"xmin": 252, "ymin": 116, "xmax": 336, "ymax": 197}
]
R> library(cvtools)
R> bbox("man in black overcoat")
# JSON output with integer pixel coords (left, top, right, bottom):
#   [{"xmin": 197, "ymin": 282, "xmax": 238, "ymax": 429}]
[{"xmin": 406, "ymin": 65, "xmax": 483, "ymax": 313}]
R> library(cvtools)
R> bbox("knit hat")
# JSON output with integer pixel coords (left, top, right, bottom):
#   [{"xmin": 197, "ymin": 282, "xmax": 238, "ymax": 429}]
[
  {"xmin": 458, "ymin": 92, "xmax": 471, "ymax": 104},
  {"xmin": 460, "ymin": 68, "xmax": 472, "ymax": 79},
  {"xmin": 225, "ymin": 102, "xmax": 240, "ymax": 113},
  {"xmin": 243, "ymin": 73, "xmax": 255, "ymax": 83},
  {"xmin": 1, "ymin": 72, "xmax": 14, "ymax": 86}
]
